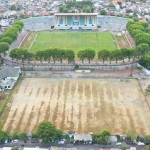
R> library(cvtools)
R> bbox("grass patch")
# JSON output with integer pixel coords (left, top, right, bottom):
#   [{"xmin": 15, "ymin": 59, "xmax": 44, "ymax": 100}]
[
  {"xmin": 116, "ymin": 35, "xmax": 123, "ymax": 42},
  {"xmin": 22, "ymin": 31, "xmax": 117, "ymax": 53}
]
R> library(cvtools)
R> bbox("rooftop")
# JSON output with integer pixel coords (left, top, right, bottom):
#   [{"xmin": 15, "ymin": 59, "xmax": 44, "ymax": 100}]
[{"xmin": 55, "ymin": 13, "xmax": 98, "ymax": 16}]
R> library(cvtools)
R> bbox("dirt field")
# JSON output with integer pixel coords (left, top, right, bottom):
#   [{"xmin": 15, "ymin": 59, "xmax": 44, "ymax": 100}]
[{"xmin": 2, "ymin": 78, "xmax": 150, "ymax": 134}]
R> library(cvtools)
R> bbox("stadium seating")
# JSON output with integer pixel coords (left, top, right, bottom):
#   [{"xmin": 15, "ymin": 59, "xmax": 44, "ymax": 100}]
[
  {"xmin": 22, "ymin": 15, "xmax": 130, "ymax": 31},
  {"xmin": 22, "ymin": 16, "xmax": 55, "ymax": 31},
  {"xmin": 97, "ymin": 16, "xmax": 130, "ymax": 31}
]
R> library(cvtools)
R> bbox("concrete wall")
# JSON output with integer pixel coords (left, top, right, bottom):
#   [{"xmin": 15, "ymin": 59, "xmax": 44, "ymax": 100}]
[{"xmin": 2, "ymin": 57, "xmax": 137, "ymax": 71}]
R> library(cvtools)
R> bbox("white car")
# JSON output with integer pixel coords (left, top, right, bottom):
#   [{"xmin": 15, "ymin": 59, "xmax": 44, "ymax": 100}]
[
  {"xmin": 12, "ymin": 139, "xmax": 18, "ymax": 143},
  {"xmin": 138, "ymin": 142, "xmax": 145, "ymax": 146},
  {"xmin": 116, "ymin": 142, "xmax": 122, "ymax": 146}
]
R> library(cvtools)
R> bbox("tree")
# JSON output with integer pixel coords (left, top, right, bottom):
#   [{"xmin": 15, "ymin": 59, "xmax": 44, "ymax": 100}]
[
  {"xmin": 0, "ymin": 37, "xmax": 13, "ymax": 44},
  {"xmin": 121, "ymin": 48, "xmax": 127, "ymax": 63},
  {"xmin": 140, "ymin": 22, "xmax": 148, "ymax": 28},
  {"xmin": 51, "ymin": 48, "xmax": 59, "ymax": 63},
  {"xmin": 126, "ymin": 48, "xmax": 135, "ymax": 61},
  {"xmin": 85, "ymin": 49, "xmax": 95, "ymax": 63},
  {"xmin": 100, "ymin": 9, "xmax": 107, "ymax": 15},
  {"xmin": 9, "ymin": 48, "xmax": 18, "ymax": 60},
  {"xmin": 36, "ymin": 121, "xmax": 62, "ymax": 143},
  {"xmin": 126, "ymin": 20, "xmax": 135, "ymax": 30},
  {"xmin": 35, "ymin": 50, "xmax": 44, "ymax": 63},
  {"xmin": 128, "ymin": 24, "xmax": 145, "ymax": 33},
  {"xmin": 65, "ymin": 50, "xmax": 75, "ymax": 63},
  {"xmin": 18, "ymin": 132, "xmax": 26, "ymax": 140},
  {"xmin": 136, "ymin": 43, "xmax": 149, "ymax": 58},
  {"xmin": 98, "ymin": 49, "xmax": 109, "ymax": 63},
  {"xmin": 27, "ymin": 52, "xmax": 34, "ymax": 63},
  {"xmin": 126, "ymin": 130, "xmax": 137, "ymax": 141},
  {"xmin": 145, "ymin": 85, "xmax": 150, "ymax": 95},
  {"xmin": 3, "ymin": 30, "xmax": 18, "ymax": 41},
  {"xmin": 113, "ymin": 50, "xmax": 123, "ymax": 63},
  {"xmin": 0, "ymin": 121, "xmax": 9, "ymax": 141},
  {"xmin": 57, "ymin": 49, "xmax": 65, "ymax": 63},
  {"xmin": 140, "ymin": 54, "xmax": 150, "ymax": 68},
  {"xmin": 108, "ymin": 51, "xmax": 115, "ymax": 64},
  {"xmin": 59, "ymin": 5, "xmax": 64, "ymax": 13},
  {"xmin": 134, "ymin": 33, "xmax": 150, "ymax": 46},
  {"xmin": 108, "ymin": 3, "xmax": 115, "ymax": 7},
  {"xmin": 63, "ymin": 8, "xmax": 69, "ymax": 13},
  {"xmin": 0, "ymin": 42, "xmax": 9, "ymax": 56},
  {"xmin": 130, "ymin": 29, "xmax": 144, "ymax": 38},
  {"xmin": 12, "ymin": 131, "xmax": 19, "ymax": 139},
  {"xmin": 77, "ymin": 50, "xmax": 86, "ymax": 63},
  {"xmin": 14, "ymin": 20, "xmax": 24, "ymax": 28},
  {"xmin": 13, "ymin": 25, "xmax": 22, "ymax": 32},
  {"xmin": 13, "ymin": 48, "xmax": 28, "ymax": 61},
  {"xmin": 85, "ymin": 6, "xmax": 91, "ymax": 13}
]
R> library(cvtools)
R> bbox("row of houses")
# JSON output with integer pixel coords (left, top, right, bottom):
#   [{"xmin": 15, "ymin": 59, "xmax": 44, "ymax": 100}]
[{"xmin": 0, "ymin": 66, "xmax": 21, "ymax": 91}]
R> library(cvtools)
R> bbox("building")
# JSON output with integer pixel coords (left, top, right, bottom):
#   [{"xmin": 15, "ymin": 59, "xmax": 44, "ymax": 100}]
[
  {"xmin": 55, "ymin": 13, "xmax": 98, "ymax": 30},
  {"xmin": 74, "ymin": 134, "xmax": 92, "ymax": 141},
  {"xmin": 0, "ymin": 66, "xmax": 21, "ymax": 91}
]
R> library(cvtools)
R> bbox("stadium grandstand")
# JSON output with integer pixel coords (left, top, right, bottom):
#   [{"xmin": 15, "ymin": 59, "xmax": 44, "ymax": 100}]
[{"xmin": 22, "ymin": 14, "xmax": 130, "ymax": 31}]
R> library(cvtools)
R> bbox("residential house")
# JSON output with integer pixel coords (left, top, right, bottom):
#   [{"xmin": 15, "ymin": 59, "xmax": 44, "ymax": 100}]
[{"xmin": 0, "ymin": 66, "xmax": 21, "ymax": 91}]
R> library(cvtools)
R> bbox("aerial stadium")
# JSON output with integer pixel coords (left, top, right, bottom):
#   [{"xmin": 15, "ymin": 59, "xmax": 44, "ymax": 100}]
[{"xmin": 19, "ymin": 13, "xmax": 131, "ymax": 54}]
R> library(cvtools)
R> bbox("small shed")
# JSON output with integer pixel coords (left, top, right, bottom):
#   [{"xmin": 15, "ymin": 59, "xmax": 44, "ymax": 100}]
[{"xmin": 74, "ymin": 134, "xmax": 92, "ymax": 141}]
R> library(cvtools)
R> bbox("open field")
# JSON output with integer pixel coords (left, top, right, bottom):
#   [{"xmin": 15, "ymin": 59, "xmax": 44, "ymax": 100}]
[
  {"xmin": 22, "ymin": 31, "xmax": 117, "ymax": 53},
  {"xmin": 1, "ymin": 78, "xmax": 150, "ymax": 134}
]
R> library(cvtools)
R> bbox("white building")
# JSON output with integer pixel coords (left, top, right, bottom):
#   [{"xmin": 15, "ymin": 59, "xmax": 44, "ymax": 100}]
[{"xmin": 0, "ymin": 66, "xmax": 21, "ymax": 91}]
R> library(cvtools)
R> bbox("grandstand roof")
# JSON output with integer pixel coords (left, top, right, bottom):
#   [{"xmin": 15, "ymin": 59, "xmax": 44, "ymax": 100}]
[{"xmin": 55, "ymin": 13, "xmax": 98, "ymax": 16}]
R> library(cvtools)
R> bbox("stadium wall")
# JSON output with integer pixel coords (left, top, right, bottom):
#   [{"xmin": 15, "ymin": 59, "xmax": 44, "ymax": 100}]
[{"xmin": 2, "ymin": 56, "xmax": 137, "ymax": 71}]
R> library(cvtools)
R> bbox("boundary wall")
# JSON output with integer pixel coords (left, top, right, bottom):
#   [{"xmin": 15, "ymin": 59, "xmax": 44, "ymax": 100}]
[{"xmin": 1, "ymin": 56, "xmax": 137, "ymax": 71}]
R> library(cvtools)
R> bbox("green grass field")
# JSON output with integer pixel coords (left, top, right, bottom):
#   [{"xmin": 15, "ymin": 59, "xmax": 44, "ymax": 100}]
[{"xmin": 23, "ymin": 31, "xmax": 117, "ymax": 53}]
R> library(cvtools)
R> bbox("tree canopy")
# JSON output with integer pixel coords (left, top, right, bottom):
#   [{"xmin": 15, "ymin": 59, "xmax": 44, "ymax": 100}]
[
  {"xmin": 36, "ymin": 121, "xmax": 62, "ymax": 143},
  {"xmin": 140, "ymin": 54, "xmax": 150, "ymax": 68},
  {"xmin": 100, "ymin": 9, "xmax": 107, "ymax": 15}
]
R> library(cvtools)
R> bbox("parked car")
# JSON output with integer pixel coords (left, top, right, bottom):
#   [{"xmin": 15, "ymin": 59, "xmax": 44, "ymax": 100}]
[
  {"xmin": 116, "ymin": 142, "xmax": 122, "ymax": 146},
  {"xmin": 58, "ymin": 140, "xmax": 65, "ymax": 144},
  {"xmin": 12, "ymin": 139, "xmax": 18, "ymax": 143},
  {"xmin": 138, "ymin": 142, "xmax": 145, "ymax": 146}
]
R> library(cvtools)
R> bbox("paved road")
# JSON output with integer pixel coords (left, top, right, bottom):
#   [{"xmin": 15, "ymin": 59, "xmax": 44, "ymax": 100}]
[{"xmin": 0, "ymin": 141, "xmax": 145, "ymax": 150}]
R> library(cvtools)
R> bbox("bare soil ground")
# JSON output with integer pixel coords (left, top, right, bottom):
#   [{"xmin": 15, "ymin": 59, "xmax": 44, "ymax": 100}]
[
  {"xmin": 118, "ymin": 37, "xmax": 130, "ymax": 48},
  {"xmin": 2, "ymin": 78, "xmax": 150, "ymax": 134}
]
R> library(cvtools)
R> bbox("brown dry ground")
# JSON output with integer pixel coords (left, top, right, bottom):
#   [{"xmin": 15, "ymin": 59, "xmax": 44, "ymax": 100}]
[
  {"xmin": 118, "ymin": 36, "xmax": 129, "ymax": 48},
  {"xmin": 1, "ymin": 78, "xmax": 150, "ymax": 134}
]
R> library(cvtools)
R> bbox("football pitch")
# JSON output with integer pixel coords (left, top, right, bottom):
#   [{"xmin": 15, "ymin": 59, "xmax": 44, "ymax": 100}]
[{"xmin": 24, "ymin": 31, "xmax": 117, "ymax": 53}]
